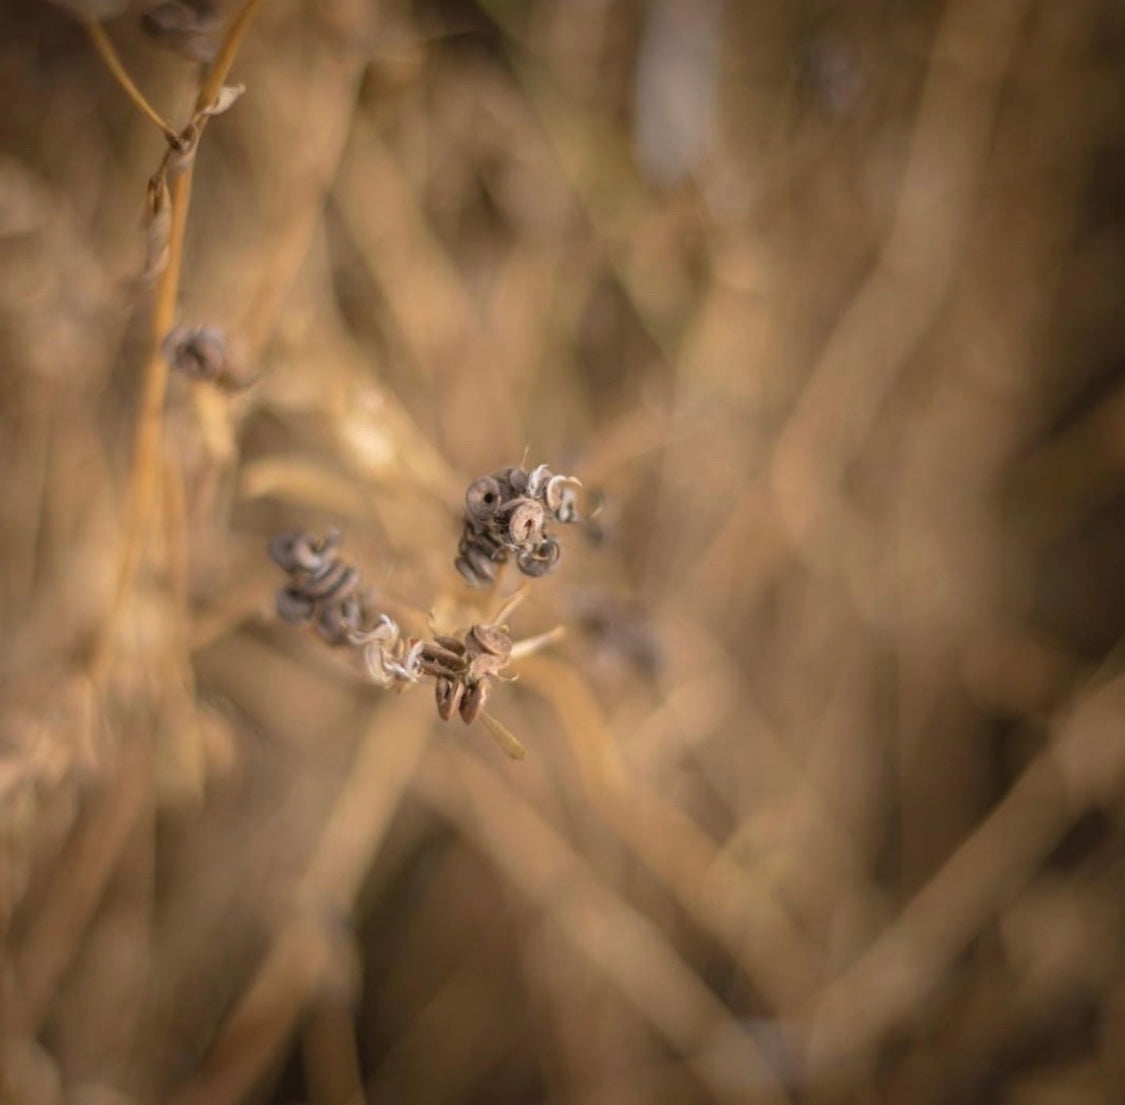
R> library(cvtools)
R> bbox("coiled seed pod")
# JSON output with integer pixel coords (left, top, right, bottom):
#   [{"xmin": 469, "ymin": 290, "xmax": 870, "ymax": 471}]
[
  {"xmin": 502, "ymin": 498, "xmax": 546, "ymax": 546},
  {"xmin": 465, "ymin": 476, "xmax": 505, "ymax": 524},
  {"xmin": 459, "ymin": 679, "xmax": 489, "ymax": 724},
  {"xmin": 454, "ymin": 462, "xmax": 581, "ymax": 586},
  {"xmin": 434, "ymin": 676, "xmax": 462, "ymax": 721},
  {"xmin": 517, "ymin": 537, "xmax": 561, "ymax": 578},
  {"xmin": 269, "ymin": 531, "xmax": 372, "ymax": 646}
]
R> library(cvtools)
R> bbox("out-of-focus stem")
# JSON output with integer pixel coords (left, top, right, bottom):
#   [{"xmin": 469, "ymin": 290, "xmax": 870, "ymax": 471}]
[{"xmin": 84, "ymin": 19, "xmax": 178, "ymax": 142}]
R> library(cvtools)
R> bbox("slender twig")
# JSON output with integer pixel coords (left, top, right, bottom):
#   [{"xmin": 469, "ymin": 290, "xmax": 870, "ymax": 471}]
[
  {"xmin": 196, "ymin": 0, "xmax": 266, "ymax": 112},
  {"xmin": 85, "ymin": 19, "xmax": 179, "ymax": 143},
  {"xmin": 91, "ymin": 0, "xmax": 267, "ymax": 679},
  {"xmin": 91, "ymin": 166, "xmax": 193, "ymax": 679}
]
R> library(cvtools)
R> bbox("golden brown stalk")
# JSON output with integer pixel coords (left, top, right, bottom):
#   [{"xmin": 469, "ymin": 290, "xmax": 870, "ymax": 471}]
[
  {"xmin": 84, "ymin": 18, "xmax": 179, "ymax": 142},
  {"xmin": 91, "ymin": 0, "xmax": 267, "ymax": 678}
]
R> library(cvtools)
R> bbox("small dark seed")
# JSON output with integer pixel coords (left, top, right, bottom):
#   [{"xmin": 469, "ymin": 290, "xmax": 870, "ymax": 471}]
[
  {"xmin": 276, "ymin": 586, "xmax": 315, "ymax": 623},
  {"xmin": 435, "ymin": 677, "xmax": 462, "ymax": 721},
  {"xmin": 516, "ymin": 536, "xmax": 561, "ymax": 578},
  {"xmin": 303, "ymin": 561, "xmax": 357, "ymax": 601},
  {"xmin": 466, "ymin": 623, "xmax": 512, "ymax": 658},
  {"xmin": 503, "ymin": 498, "xmax": 545, "ymax": 547},
  {"xmin": 465, "ymin": 476, "xmax": 504, "ymax": 524},
  {"xmin": 268, "ymin": 532, "xmax": 301, "ymax": 571},
  {"xmin": 459, "ymin": 679, "xmax": 488, "ymax": 724},
  {"xmin": 497, "ymin": 466, "xmax": 530, "ymax": 496}
]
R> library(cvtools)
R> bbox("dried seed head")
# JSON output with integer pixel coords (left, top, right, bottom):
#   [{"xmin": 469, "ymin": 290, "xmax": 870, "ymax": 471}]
[
  {"xmin": 302, "ymin": 561, "xmax": 357, "ymax": 601},
  {"xmin": 435, "ymin": 676, "xmax": 462, "ymax": 721},
  {"xmin": 544, "ymin": 475, "xmax": 581, "ymax": 522},
  {"xmin": 434, "ymin": 634, "xmax": 465, "ymax": 652},
  {"xmin": 516, "ymin": 536, "xmax": 561, "ymax": 578},
  {"xmin": 162, "ymin": 324, "xmax": 250, "ymax": 390},
  {"xmin": 498, "ymin": 466, "xmax": 530, "ymax": 496},
  {"xmin": 317, "ymin": 600, "xmax": 356, "ymax": 645},
  {"xmin": 526, "ymin": 464, "xmax": 552, "ymax": 498},
  {"xmin": 455, "ymin": 462, "xmax": 581, "ymax": 586},
  {"xmin": 277, "ymin": 586, "xmax": 315, "ymax": 624},
  {"xmin": 466, "ymin": 623, "xmax": 512, "ymax": 659},
  {"xmin": 459, "ymin": 679, "xmax": 489, "ymax": 724},
  {"xmin": 503, "ymin": 498, "xmax": 546, "ymax": 547},
  {"xmin": 465, "ymin": 476, "xmax": 504, "ymax": 524},
  {"xmin": 163, "ymin": 325, "xmax": 221, "ymax": 379},
  {"xmin": 269, "ymin": 532, "xmax": 301, "ymax": 572},
  {"xmin": 455, "ymin": 539, "xmax": 501, "ymax": 588},
  {"xmin": 420, "ymin": 640, "xmax": 469, "ymax": 677},
  {"xmin": 270, "ymin": 530, "xmax": 377, "ymax": 647}
]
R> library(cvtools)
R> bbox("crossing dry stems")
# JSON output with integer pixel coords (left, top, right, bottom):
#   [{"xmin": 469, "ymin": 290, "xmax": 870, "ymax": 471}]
[{"xmin": 3, "ymin": 3, "xmax": 1125, "ymax": 1105}]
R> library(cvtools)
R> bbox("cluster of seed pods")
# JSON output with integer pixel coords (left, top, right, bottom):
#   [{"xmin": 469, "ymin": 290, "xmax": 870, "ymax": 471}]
[
  {"xmin": 417, "ymin": 623, "xmax": 514, "ymax": 724},
  {"xmin": 455, "ymin": 464, "xmax": 580, "ymax": 587},
  {"xmin": 268, "ymin": 530, "xmax": 377, "ymax": 646},
  {"xmin": 267, "ymin": 532, "xmax": 515, "ymax": 720}
]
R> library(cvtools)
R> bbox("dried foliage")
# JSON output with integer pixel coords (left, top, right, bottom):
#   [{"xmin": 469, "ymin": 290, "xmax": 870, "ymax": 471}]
[{"xmin": 3, "ymin": 1, "xmax": 1125, "ymax": 1104}]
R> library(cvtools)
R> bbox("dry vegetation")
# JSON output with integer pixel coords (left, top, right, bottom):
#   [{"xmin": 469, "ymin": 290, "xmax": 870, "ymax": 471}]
[{"xmin": 2, "ymin": 0, "xmax": 1125, "ymax": 1102}]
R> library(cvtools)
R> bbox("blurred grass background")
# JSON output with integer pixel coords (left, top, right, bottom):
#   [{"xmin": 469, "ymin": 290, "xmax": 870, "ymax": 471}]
[{"xmin": 3, "ymin": 0, "xmax": 1125, "ymax": 1102}]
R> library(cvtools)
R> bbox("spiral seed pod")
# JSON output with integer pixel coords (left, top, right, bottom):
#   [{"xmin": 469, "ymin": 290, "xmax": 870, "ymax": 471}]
[
  {"xmin": 454, "ymin": 462, "xmax": 581, "ymax": 586},
  {"xmin": 497, "ymin": 466, "xmax": 531, "ymax": 496},
  {"xmin": 456, "ymin": 532, "xmax": 504, "ymax": 587},
  {"xmin": 466, "ymin": 623, "xmax": 512, "ymax": 659},
  {"xmin": 502, "ymin": 498, "xmax": 546, "ymax": 546},
  {"xmin": 317, "ymin": 591, "xmax": 368, "ymax": 645},
  {"xmin": 459, "ymin": 679, "xmax": 489, "ymax": 724},
  {"xmin": 465, "ymin": 476, "xmax": 504, "ymax": 525},
  {"xmin": 434, "ymin": 677, "xmax": 462, "ymax": 721},
  {"xmin": 544, "ymin": 475, "xmax": 581, "ymax": 523},
  {"xmin": 516, "ymin": 537, "xmax": 561, "ymax": 578},
  {"xmin": 269, "ymin": 530, "xmax": 374, "ymax": 646},
  {"xmin": 276, "ymin": 586, "xmax": 315, "ymax": 624},
  {"xmin": 162, "ymin": 324, "xmax": 226, "ymax": 381}
]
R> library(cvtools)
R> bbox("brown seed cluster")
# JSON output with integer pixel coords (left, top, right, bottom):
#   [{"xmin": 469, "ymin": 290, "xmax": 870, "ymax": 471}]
[
  {"xmin": 267, "ymin": 533, "xmax": 515, "ymax": 722},
  {"xmin": 417, "ymin": 624, "xmax": 513, "ymax": 724},
  {"xmin": 456, "ymin": 464, "xmax": 580, "ymax": 587},
  {"xmin": 268, "ymin": 530, "xmax": 378, "ymax": 646},
  {"xmin": 162, "ymin": 324, "xmax": 248, "ymax": 390}
]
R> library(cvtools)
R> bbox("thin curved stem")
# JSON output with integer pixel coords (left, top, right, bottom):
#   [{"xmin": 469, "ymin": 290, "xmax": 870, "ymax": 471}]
[{"xmin": 85, "ymin": 19, "xmax": 178, "ymax": 143}]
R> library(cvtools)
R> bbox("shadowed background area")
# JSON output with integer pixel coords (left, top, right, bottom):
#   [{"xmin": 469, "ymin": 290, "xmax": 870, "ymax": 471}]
[{"xmin": 3, "ymin": 0, "xmax": 1125, "ymax": 1103}]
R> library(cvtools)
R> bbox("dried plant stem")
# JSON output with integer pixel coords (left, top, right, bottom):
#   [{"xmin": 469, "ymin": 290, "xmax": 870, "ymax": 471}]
[
  {"xmin": 91, "ymin": 0, "xmax": 266, "ymax": 679},
  {"xmin": 518, "ymin": 654, "xmax": 822, "ymax": 1010},
  {"xmin": 196, "ymin": 0, "xmax": 266, "ymax": 111},
  {"xmin": 84, "ymin": 19, "xmax": 179, "ymax": 143},
  {"xmin": 802, "ymin": 671, "xmax": 1125, "ymax": 1081},
  {"xmin": 13, "ymin": 740, "xmax": 152, "ymax": 1035},
  {"xmin": 302, "ymin": 995, "xmax": 369, "ymax": 1105},
  {"xmin": 91, "ymin": 166, "xmax": 194, "ymax": 680},
  {"xmin": 170, "ymin": 695, "xmax": 430, "ymax": 1105},
  {"xmin": 416, "ymin": 743, "xmax": 792, "ymax": 1105}
]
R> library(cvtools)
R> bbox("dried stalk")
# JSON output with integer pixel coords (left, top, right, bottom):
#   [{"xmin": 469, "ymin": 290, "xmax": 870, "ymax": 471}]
[
  {"xmin": 84, "ymin": 19, "xmax": 178, "ymax": 142},
  {"xmin": 91, "ymin": 0, "xmax": 266, "ymax": 678}
]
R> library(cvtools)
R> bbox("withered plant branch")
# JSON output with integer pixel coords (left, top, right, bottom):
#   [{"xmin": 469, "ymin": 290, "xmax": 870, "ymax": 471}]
[
  {"xmin": 12, "ymin": 739, "xmax": 152, "ymax": 1036},
  {"xmin": 415, "ymin": 741, "xmax": 793, "ymax": 1105},
  {"xmin": 169, "ymin": 694, "xmax": 431, "ymax": 1105},
  {"xmin": 91, "ymin": 166, "xmax": 194, "ymax": 680},
  {"xmin": 770, "ymin": 0, "xmax": 1035, "ymax": 552},
  {"xmin": 92, "ymin": 0, "xmax": 266, "ymax": 678},
  {"xmin": 84, "ymin": 19, "xmax": 179, "ymax": 143},
  {"xmin": 195, "ymin": 0, "xmax": 265, "ymax": 113},
  {"xmin": 517, "ymin": 653, "xmax": 822, "ymax": 1012},
  {"xmin": 800, "ymin": 670, "xmax": 1125, "ymax": 1083},
  {"xmin": 302, "ymin": 995, "xmax": 369, "ymax": 1105}
]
